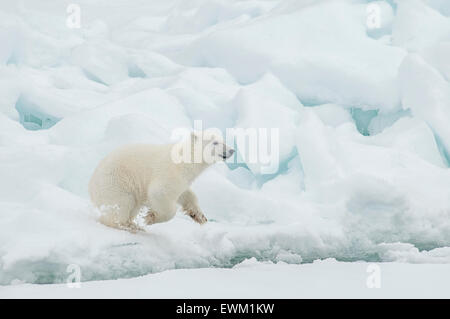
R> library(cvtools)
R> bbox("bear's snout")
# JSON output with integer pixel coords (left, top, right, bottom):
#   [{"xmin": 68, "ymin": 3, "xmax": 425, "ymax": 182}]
[{"xmin": 223, "ymin": 148, "xmax": 234, "ymax": 159}]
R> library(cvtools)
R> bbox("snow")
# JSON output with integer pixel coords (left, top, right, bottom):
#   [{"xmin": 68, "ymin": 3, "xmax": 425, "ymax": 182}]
[
  {"xmin": 392, "ymin": 0, "xmax": 450, "ymax": 52},
  {"xmin": 1, "ymin": 0, "xmax": 450, "ymax": 297},
  {"xmin": 399, "ymin": 54, "xmax": 450, "ymax": 162},
  {"xmin": 231, "ymin": 73, "xmax": 301, "ymax": 174},
  {"xmin": 2, "ymin": 259, "xmax": 450, "ymax": 298},
  {"xmin": 172, "ymin": 0, "xmax": 406, "ymax": 111}
]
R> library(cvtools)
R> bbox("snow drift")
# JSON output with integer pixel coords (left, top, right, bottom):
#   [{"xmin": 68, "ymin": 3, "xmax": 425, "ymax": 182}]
[{"xmin": 1, "ymin": 0, "xmax": 450, "ymax": 285}]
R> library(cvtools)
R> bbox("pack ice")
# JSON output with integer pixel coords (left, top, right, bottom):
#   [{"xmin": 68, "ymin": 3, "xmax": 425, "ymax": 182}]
[{"xmin": 1, "ymin": 0, "xmax": 450, "ymax": 285}]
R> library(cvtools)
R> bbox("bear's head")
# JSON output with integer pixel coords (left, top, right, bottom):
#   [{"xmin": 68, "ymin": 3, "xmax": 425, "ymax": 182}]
[
  {"xmin": 190, "ymin": 129, "xmax": 234, "ymax": 163},
  {"xmin": 171, "ymin": 129, "xmax": 234, "ymax": 165}
]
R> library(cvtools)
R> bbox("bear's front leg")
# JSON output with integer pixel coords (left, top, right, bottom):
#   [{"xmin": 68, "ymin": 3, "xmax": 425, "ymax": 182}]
[{"xmin": 177, "ymin": 189, "xmax": 207, "ymax": 225}]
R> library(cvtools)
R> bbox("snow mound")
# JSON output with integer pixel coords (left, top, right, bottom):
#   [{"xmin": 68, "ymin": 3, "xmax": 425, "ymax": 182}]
[{"xmin": 1, "ymin": 0, "xmax": 450, "ymax": 285}]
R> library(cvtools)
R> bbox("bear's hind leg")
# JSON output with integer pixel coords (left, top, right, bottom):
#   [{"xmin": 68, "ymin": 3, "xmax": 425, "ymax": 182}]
[
  {"xmin": 97, "ymin": 192, "xmax": 140, "ymax": 232},
  {"xmin": 143, "ymin": 193, "xmax": 177, "ymax": 226},
  {"xmin": 143, "ymin": 209, "xmax": 157, "ymax": 225}
]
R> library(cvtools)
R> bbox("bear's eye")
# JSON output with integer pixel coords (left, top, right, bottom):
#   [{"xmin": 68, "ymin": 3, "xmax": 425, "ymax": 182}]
[{"xmin": 213, "ymin": 141, "xmax": 218, "ymax": 145}]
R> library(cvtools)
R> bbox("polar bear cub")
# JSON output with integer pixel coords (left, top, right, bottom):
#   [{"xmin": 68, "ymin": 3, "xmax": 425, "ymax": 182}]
[{"xmin": 89, "ymin": 130, "xmax": 234, "ymax": 231}]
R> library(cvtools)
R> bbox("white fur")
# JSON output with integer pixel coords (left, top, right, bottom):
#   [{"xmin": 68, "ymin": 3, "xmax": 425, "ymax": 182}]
[{"xmin": 89, "ymin": 131, "xmax": 233, "ymax": 231}]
